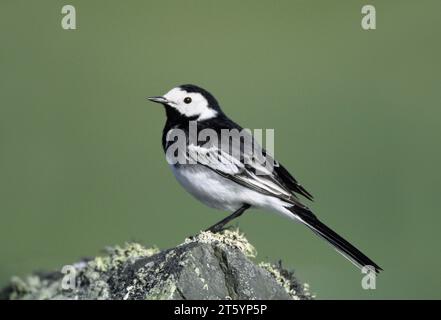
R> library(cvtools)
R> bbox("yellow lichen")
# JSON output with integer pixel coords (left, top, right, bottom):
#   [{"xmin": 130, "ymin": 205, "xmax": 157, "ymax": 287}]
[
  {"xmin": 258, "ymin": 261, "xmax": 315, "ymax": 299},
  {"xmin": 185, "ymin": 229, "xmax": 257, "ymax": 258},
  {"xmin": 88, "ymin": 242, "xmax": 160, "ymax": 273}
]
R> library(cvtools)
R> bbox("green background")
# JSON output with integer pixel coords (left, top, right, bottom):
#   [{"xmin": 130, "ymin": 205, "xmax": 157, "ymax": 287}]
[{"xmin": 1, "ymin": 0, "xmax": 440, "ymax": 299}]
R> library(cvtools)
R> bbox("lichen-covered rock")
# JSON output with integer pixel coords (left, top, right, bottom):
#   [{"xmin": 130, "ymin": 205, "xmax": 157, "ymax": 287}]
[{"xmin": 0, "ymin": 229, "xmax": 314, "ymax": 300}]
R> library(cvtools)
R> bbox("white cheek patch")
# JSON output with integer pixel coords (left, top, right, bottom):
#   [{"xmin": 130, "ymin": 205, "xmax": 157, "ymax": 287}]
[
  {"xmin": 164, "ymin": 88, "xmax": 217, "ymax": 120},
  {"xmin": 196, "ymin": 108, "xmax": 217, "ymax": 121}
]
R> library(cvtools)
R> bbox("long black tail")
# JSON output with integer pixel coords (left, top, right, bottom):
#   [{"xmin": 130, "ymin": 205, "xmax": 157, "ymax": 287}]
[{"xmin": 289, "ymin": 206, "xmax": 382, "ymax": 273}]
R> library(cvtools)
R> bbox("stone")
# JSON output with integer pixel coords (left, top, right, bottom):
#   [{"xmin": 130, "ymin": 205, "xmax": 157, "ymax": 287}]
[{"xmin": 0, "ymin": 229, "xmax": 314, "ymax": 300}]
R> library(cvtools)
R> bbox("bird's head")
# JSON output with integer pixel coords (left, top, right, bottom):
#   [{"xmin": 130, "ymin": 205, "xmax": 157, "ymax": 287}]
[{"xmin": 148, "ymin": 84, "xmax": 222, "ymax": 121}]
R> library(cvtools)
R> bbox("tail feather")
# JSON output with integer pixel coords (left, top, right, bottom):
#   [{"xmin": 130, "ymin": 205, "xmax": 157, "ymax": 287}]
[{"xmin": 289, "ymin": 206, "xmax": 382, "ymax": 273}]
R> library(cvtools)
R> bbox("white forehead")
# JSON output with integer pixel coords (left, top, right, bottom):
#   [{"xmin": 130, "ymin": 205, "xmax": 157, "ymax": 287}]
[
  {"xmin": 164, "ymin": 87, "xmax": 204, "ymax": 103},
  {"xmin": 164, "ymin": 87, "xmax": 184, "ymax": 98},
  {"xmin": 163, "ymin": 87, "xmax": 185, "ymax": 100}
]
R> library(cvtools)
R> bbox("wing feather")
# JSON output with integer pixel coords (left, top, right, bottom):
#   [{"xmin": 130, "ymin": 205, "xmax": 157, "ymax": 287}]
[{"xmin": 186, "ymin": 144, "xmax": 300, "ymax": 205}]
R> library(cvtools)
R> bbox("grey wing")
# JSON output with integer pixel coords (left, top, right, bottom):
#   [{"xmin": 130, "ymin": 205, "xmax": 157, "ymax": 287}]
[{"xmin": 186, "ymin": 141, "xmax": 305, "ymax": 208}]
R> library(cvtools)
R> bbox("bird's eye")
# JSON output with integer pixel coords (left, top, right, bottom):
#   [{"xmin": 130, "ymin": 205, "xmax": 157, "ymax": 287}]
[{"xmin": 184, "ymin": 97, "xmax": 192, "ymax": 104}]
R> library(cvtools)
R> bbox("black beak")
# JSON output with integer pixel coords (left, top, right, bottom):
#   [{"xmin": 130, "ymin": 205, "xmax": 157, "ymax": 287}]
[{"xmin": 147, "ymin": 96, "xmax": 169, "ymax": 104}]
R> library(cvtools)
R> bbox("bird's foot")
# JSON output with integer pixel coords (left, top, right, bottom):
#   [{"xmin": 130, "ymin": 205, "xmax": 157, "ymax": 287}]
[{"xmin": 205, "ymin": 224, "xmax": 236, "ymax": 234}]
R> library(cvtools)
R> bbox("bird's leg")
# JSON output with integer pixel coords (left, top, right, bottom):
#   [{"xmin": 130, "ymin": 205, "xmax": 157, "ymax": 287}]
[{"xmin": 205, "ymin": 204, "xmax": 251, "ymax": 233}]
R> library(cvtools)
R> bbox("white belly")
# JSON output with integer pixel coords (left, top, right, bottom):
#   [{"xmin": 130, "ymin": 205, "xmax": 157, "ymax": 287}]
[{"xmin": 170, "ymin": 164, "xmax": 295, "ymax": 219}]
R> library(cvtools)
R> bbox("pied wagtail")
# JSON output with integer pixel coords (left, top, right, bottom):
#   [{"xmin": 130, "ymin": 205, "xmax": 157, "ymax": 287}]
[{"xmin": 148, "ymin": 84, "xmax": 382, "ymax": 273}]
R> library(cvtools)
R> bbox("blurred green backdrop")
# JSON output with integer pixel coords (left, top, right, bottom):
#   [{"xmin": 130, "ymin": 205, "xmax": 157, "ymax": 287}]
[{"xmin": 1, "ymin": 0, "xmax": 440, "ymax": 299}]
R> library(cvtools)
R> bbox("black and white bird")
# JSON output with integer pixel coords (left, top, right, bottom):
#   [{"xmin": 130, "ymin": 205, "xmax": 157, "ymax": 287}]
[{"xmin": 148, "ymin": 84, "xmax": 382, "ymax": 273}]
